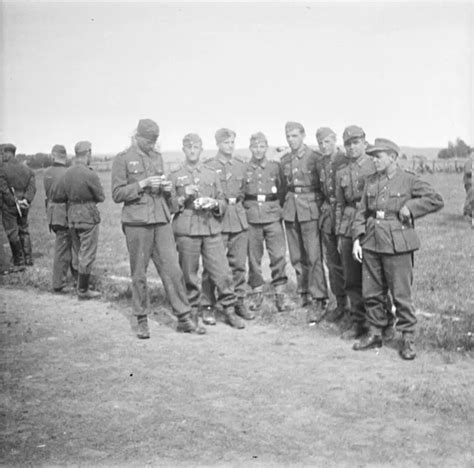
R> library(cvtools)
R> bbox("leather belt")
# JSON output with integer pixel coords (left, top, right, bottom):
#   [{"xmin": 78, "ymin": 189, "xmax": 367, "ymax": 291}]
[
  {"xmin": 289, "ymin": 186, "xmax": 315, "ymax": 194},
  {"xmin": 68, "ymin": 200, "xmax": 94, "ymax": 205},
  {"xmin": 244, "ymin": 194, "xmax": 278, "ymax": 202}
]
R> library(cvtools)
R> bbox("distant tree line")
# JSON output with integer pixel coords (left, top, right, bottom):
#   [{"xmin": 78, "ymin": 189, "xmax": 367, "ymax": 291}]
[
  {"xmin": 16, "ymin": 153, "xmax": 107, "ymax": 169},
  {"xmin": 438, "ymin": 138, "xmax": 471, "ymax": 159}
]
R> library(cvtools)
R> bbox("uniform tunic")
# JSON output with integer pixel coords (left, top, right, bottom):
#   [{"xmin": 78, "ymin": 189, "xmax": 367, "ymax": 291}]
[
  {"xmin": 0, "ymin": 160, "xmax": 15, "ymax": 270},
  {"xmin": 335, "ymin": 154, "xmax": 376, "ymax": 322},
  {"xmin": 317, "ymin": 149, "xmax": 348, "ymax": 300},
  {"xmin": 352, "ymin": 167, "xmax": 444, "ymax": 332},
  {"xmin": 44, "ymin": 163, "xmax": 76, "ymax": 289},
  {"xmin": 111, "ymin": 144, "xmax": 191, "ymax": 317},
  {"xmin": 200, "ymin": 154, "xmax": 249, "ymax": 304},
  {"xmin": 243, "ymin": 156, "xmax": 288, "ymax": 289},
  {"xmin": 54, "ymin": 160, "xmax": 105, "ymax": 275},
  {"xmin": 170, "ymin": 162, "xmax": 236, "ymax": 308},
  {"xmin": 280, "ymin": 145, "xmax": 327, "ymax": 299}
]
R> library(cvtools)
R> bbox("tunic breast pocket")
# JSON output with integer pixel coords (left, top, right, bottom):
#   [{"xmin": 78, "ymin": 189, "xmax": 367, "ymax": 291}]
[
  {"xmin": 127, "ymin": 160, "xmax": 145, "ymax": 182},
  {"xmin": 389, "ymin": 191, "xmax": 403, "ymax": 211},
  {"xmin": 367, "ymin": 190, "xmax": 376, "ymax": 210},
  {"xmin": 200, "ymin": 181, "xmax": 214, "ymax": 197}
]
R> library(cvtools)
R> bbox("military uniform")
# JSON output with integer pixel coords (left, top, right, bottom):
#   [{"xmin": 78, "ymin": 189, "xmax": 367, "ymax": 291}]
[
  {"xmin": 44, "ymin": 159, "xmax": 78, "ymax": 290},
  {"xmin": 54, "ymin": 160, "xmax": 104, "ymax": 286},
  {"xmin": 111, "ymin": 143, "xmax": 192, "ymax": 321},
  {"xmin": 243, "ymin": 156, "xmax": 288, "ymax": 293},
  {"xmin": 0, "ymin": 149, "xmax": 16, "ymax": 272},
  {"xmin": 3, "ymin": 155, "xmax": 36, "ymax": 266},
  {"xmin": 317, "ymin": 148, "xmax": 348, "ymax": 310},
  {"xmin": 281, "ymin": 144, "xmax": 327, "ymax": 302},
  {"xmin": 353, "ymin": 166, "xmax": 444, "ymax": 335},
  {"xmin": 335, "ymin": 154, "xmax": 376, "ymax": 324},
  {"xmin": 170, "ymin": 162, "xmax": 237, "ymax": 311},
  {"xmin": 200, "ymin": 153, "xmax": 249, "ymax": 307},
  {"xmin": 463, "ymin": 158, "xmax": 472, "ymax": 217}
]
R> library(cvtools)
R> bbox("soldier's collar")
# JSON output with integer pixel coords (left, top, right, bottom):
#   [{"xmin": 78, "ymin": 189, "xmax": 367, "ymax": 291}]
[
  {"xmin": 355, "ymin": 153, "xmax": 368, "ymax": 166},
  {"xmin": 217, "ymin": 153, "xmax": 233, "ymax": 165},
  {"xmin": 292, "ymin": 145, "xmax": 307, "ymax": 159},
  {"xmin": 134, "ymin": 143, "xmax": 152, "ymax": 159},
  {"xmin": 186, "ymin": 162, "xmax": 202, "ymax": 172},
  {"xmin": 386, "ymin": 164, "xmax": 398, "ymax": 179},
  {"xmin": 250, "ymin": 157, "xmax": 267, "ymax": 168}
]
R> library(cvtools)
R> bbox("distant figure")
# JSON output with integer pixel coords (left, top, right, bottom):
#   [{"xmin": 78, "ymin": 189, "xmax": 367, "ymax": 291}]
[
  {"xmin": 463, "ymin": 155, "xmax": 472, "ymax": 218},
  {"xmin": 43, "ymin": 145, "xmax": 78, "ymax": 292},
  {"xmin": 111, "ymin": 119, "xmax": 200, "ymax": 339},
  {"xmin": 54, "ymin": 141, "xmax": 104, "ymax": 300},
  {"xmin": 352, "ymin": 138, "xmax": 444, "ymax": 360},
  {"xmin": 2, "ymin": 143, "xmax": 36, "ymax": 267}
]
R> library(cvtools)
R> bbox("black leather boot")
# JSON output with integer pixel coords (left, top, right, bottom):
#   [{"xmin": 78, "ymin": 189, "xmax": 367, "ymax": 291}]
[
  {"xmin": 77, "ymin": 273, "xmax": 101, "ymax": 300},
  {"xmin": 20, "ymin": 232, "xmax": 33, "ymax": 266}
]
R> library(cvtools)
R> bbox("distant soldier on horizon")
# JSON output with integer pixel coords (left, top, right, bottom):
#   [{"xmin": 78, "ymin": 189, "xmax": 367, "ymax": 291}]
[{"xmin": 463, "ymin": 152, "xmax": 472, "ymax": 219}]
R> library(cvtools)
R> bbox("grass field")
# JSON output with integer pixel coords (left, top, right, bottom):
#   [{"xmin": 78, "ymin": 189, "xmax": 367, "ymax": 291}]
[{"xmin": 1, "ymin": 169, "xmax": 472, "ymax": 354}]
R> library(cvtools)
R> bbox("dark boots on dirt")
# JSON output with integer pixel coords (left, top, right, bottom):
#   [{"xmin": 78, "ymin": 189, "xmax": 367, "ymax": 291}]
[
  {"xmin": 222, "ymin": 306, "xmax": 245, "ymax": 329},
  {"xmin": 399, "ymin": 333, "xmax": 416, "ymax": 360},
  {"xmin": 248, "ymin": 289, "xmax": 264, "ymax": 311},
  {"xmin": 190, "ymin": 307, "xmax": 207, "ymax": 335},
  {"xmin": 274, "ymin": 286, "xmax": 293, "ymax": 312},
  {"xmin": 235, "ymin": 299, "xmax": 255, "ymax": 320},
  {"xmin": 19, "ymin": 232, "xmax": 33, "ymax": 266},
  {"xmin": 10, "ymin": 240, "xmax": 26, "ymax": 269},
  {"xmin": 77, "ymin": 273, "xmax": 101, "ymax": 300},
  {"xmin": 306, "ymin": 299, "xmax": 329, "ymax": 325},
  {"xmin": 176, "ymin": 311, "xmax": 206, "ymax": 334},
  {"xmin": 136, "ymin": 315, "xmax": 150, "ymax": 339}
]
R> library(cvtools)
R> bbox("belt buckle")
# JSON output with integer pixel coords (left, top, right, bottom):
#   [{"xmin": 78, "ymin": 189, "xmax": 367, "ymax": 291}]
[
  {"xmin": 294, "ymin": 187, "xmax": 302, "ymax": 193},
  {"xmin": 376, "ymin": 210, "xmax": 385, "ymax": 220},
  {"xmin": 257, "ymin": 194, "xmax": 266, "ymax": 202},
  {"xmin": 228, "ymin": 197, "xmax": 236, "ymax": 205}
]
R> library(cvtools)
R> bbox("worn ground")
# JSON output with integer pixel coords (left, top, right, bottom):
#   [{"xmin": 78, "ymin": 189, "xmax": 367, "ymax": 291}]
[{"xmin": 1, "ymin": 287, "xmax": 473, "ymax": 467}]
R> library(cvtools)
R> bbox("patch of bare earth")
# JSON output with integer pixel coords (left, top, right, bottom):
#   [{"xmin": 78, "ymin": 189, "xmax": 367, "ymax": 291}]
[{"xmin": 1, "ymin": 288, "xmax": 473, "ymax": 466}]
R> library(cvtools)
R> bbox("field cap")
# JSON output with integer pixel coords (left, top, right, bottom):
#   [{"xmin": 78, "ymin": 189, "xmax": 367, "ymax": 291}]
[
  {"xmin": 2, "ymin": 143, "xmax": 17, "ymax": 153},
  {"xmin": 343, "ymin": 125, "xmax": 365, "ymax": 144},
  {"xmin": 285, "ymin": 121, "xmax": 305, "ymax": 134},
  {"xmin": 366, "ymin": 138, "xmax": 400, "ymax": 156},
  {"xmin": 215, "ymin": 128, "xmax": 236, "ymax": 144},
  {"xmin": 316, "ymin": 127, "xmax": 336, "ymax": 143},
  {"xmin": 74, "ymin": 141, "xmax": 92, "ymax": 156},
  {"xmin": 51, "ymin": 144, "xmax": 67, "ymax": 165},
  {"xmin": 250, "ymin": 132, "xmax": 268, "ymax": 145},
  {"xmin": 137, "ymin": 119, "xmax": 160, "ymax": 140},
  {"xmin": 183, "ymin": 133, "xmax": 202, "ymax": 146}
]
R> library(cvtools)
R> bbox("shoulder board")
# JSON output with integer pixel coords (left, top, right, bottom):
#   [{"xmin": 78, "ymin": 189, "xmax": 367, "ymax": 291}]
[
  {"xmin": 403, "ymin": 168, "xmax": 416, "ymax": 176},
  {"xmin": 203, "ymin": 156, "xmax": 216, "ymax": 164},
  {"xmin": 280, "ymin": 153, "xmax": 291, "ymax": 162},
  {"xmin": 233, "ymin": 155, "xmax": 245, "ymax": 164}
]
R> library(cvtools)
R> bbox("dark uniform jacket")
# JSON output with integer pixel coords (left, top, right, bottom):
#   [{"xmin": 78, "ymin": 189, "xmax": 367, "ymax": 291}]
[
  {"xmin": 243, "ymin": 157, "xmax": 285, "ymax": 224},
  {"xmin": 54, "ymin": 161, "xmax": 105, "ymax": 227},
  {"xmin": 280, "ymin": 145, "xmax": 324, "ymax": 223},
  {"xmin": 335, "ymin": 154, "xmax": 376, "ymax": 238},
  {"xmin": 317, "ymin": 149, "xmax": 348, "ymax": 233},
  {"xmin": 111, "ymin": 144, "xmax": 173, "ymax": 225},
  {"xmin": 0, "ymin": 161, "xmax": 16, "ymax": 210},
  {"xmin": 4, "ymin": 159, "xmax": 36, "ymax": 203},
  {"xmin": 352, "ymin": 167, "xmax": 444, "ymax": 254},
  {"xmin": 43, "ymin": 164, "xmax": 68, "ymax": 227},
  {"xmin": 204, "ymin": 154, "xmax": 248, "ymax": 233},
  {"xmin": 170, "ymin": 162, "xmax": 226, "ymax": 236}
]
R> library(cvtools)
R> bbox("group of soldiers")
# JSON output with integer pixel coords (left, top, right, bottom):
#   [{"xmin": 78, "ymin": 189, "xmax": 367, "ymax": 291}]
[{"xmin": 0, "ymin": 119, "xmax": 446, "ymax": 360}]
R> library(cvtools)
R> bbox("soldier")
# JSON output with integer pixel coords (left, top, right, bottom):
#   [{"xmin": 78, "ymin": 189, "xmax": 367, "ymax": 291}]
[
  {"xmin": 200, "ymin": 128, "xmax": 254, "ymax": 326},
  {"xmin": 280, "ymin": 122, "xmax": 328, "ymax": 323},
  {"xmin": 243, "ymin": 132, "xmax": 292, "ymax": 312},
  {"xmin": 463, "ymin": 155, "xmax": 472, "ymax": 218},
  {"xmin": 111, "ymin": 119, "xmax": 200, "ymax": 339},
  {"xmin": 170, "ymin": 133, "xmax": 242, "ymax": 330},
  {"xmin": 54, "ymin": 141, "xmax": 104, "ymax": 300},
  {"xmin": 2, "ymin": 143, "xmax": 36, "ymax": 267},
  {"xmin": 0, "ymin": 144, "xmax": 17, "ymax": 274},
  {"xmin": 43, "ymin": 145, "xmax": 78, "ymax": 292},
  {"xmin": 352, "ymin": 138, "xmax": 444, "ymax": 360},
  {"xmin": 315, "ymin": 127, "xmax": 349, "ymax": 321},
  {"xmin": 335, "ymin": 125, "xmax": 376, "ymax": 338}
]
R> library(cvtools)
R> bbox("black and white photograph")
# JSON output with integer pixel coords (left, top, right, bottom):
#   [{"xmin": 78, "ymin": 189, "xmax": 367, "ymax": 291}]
[{"xmin": 1, "ymin": 0, "xmax": 473, "ymax": 466}]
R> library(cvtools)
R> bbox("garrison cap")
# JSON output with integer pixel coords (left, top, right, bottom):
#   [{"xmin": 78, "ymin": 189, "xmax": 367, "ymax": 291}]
[
  {"xmin": 250, "ymin": 132, "xmax": 268, "ymax": 145},
  {"xmin": 74, "ymin": 141, "xmax": 92, "ymax": 156},
  {"xmin": 316, "ymin": 127, "xmax": 336, "ymax": 142},
  {"xmin": 182, "ymin": 133, "xmax": 202, "ymax": 146},
  {"xmin": 51, "ymin": 144, "xmax": 67, "ymax": 165},
  {"xmin": 2, "ymin": 143, "xmax": 17, "ymax": 153},
  {"xmin": 137, "ymin": 119, "xmax": 160, "ymax": 139},
  {"xmin": 366, "ymin": 138, "xmax": 400, "ymax": 156},
  {"xmin": 215, "ymin": 128, "xmax": 236, "ymax": 144},
  {"xmin": 285, "ymin": 121, "xmax": 305, "ymax": 134},
  {"xmin": 343, "ymin": 125, "xmax": 365, "ymax": 144}
]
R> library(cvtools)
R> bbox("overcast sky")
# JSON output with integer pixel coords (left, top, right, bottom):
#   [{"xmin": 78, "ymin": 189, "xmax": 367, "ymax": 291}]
[{"xmin": 1, "ymin": 1, "xmax": 472, "ymax": 154}]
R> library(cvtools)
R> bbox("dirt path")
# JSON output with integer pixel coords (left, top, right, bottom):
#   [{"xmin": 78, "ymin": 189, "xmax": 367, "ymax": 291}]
[{"xmin": 1, "ymin": 288, "xmax": 473, "ymax": 467}]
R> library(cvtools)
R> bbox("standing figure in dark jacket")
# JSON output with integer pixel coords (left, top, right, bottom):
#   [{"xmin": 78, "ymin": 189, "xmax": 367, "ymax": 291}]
[
  {"xmin": 54, "ymin": 141, "xmax": 104, "ymax": 300},
  {"xmin": 2, "ymin": 143, "xmax": 36, "ymax": 267},
  {"xmin": 111, "ymin": 119, "xmax": 199, "ymax": 339},
  {"xmin": 43, "ymin": 145, "xmax": 78, "ymax": 292},
  {"xmin": 352, "ymin": 138, "xmax": 444, "ymax": 360}
]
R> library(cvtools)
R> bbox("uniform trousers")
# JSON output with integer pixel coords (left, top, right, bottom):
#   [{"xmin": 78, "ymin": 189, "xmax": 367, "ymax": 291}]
[
  {"xmin": 51, "ymin": 225, "xmax": 75, "ymax": 289},
  {"xmin": 285, "ymin": 219, "xmax": 328, "ymax": 300},
  {"xmin": 201, "ymin": 229, "xmax": 248, "ymax": 306},
  {"xmin": 0, "ymin": 210, "xmax": 12, "ymax": 270},
  {"xmin": 70, "ymin": 224, "xmax": 99, "ymax": 275},
  {"xmin": 248, "ymin": 221, "xmax": 287, "ymax": 289},
  {"xmin": 362, "ymin": 249, "xmax": 416, "ymax": 333},
  {"xmin": 321, "ymin": 230, "xmax": 346, "ymax": 299},
  {"xmin": 123, "ymin": 223, "xmax": 190, "ymax": 317},
  {"xmin": 339, "ymin": 236, "xmax": 365, "ymax": 322},
  {"xmin": 176, "ymin": 234, "xmax": 236, "ymax": 308},
  {"xmin": 3, "ymin": 205, "xmax": 29, "ymax": 244}
]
